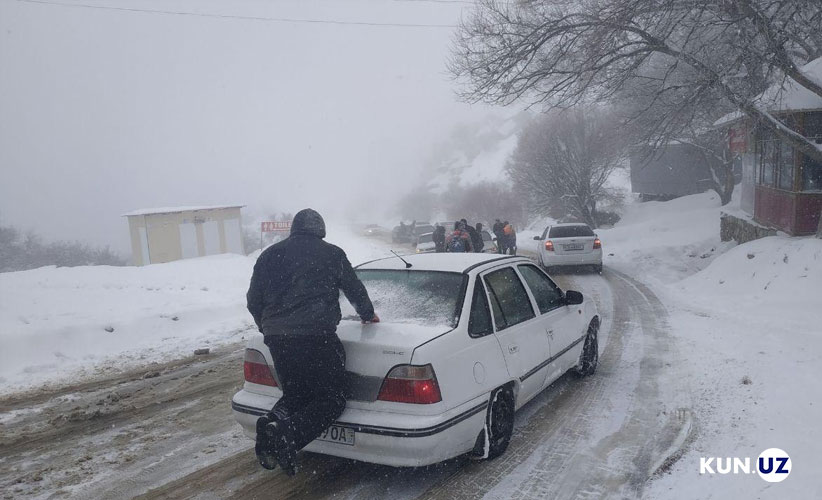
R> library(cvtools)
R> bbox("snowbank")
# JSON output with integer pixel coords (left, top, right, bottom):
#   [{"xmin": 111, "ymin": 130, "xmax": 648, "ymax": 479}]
[
  {"xmin": 645, "ymin": 235, "xmax": 822, "ymax": 499},
  {"xmin": 599, "ymin": 190, "xmax": 736, "ymax": 284},
  {"xmin": 0, "ymin": 226, "xmax": 393, "ymax": 395},
  {"xmin": 594, "ymin": 189, "xmax": 822, "ymax": 498},
  {"xmin": 0, "ymin": 255, "xmax": 255, "ymax": 394},
  {"xmin": 675, "ymin": 235, "xmax": 822, "ymax": 332}
]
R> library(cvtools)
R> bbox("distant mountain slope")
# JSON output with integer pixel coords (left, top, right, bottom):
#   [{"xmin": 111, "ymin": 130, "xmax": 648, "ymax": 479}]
[{"xmin": 423, "ymin": 112, "xmax": 530, "ymax": 193}]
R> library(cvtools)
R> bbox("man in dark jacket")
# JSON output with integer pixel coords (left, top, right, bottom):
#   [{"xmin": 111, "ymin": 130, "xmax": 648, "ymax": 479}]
[
  {"xmin": 492, "ymin": 219, "xmax": 504, "ymax": 254},
  {"xmin": 473, "ymin": 222, "xmax": 485, "ymax": 253},
  {"xmin": 461, "ymin": 219, "xmax": 482, "ymax": 254},
  {"xmin": 432, "ymin": 224, "xmax": 446, "ymax": 252},
  {"xmin": 247, "ymin": 208, "xmax": 378, "ymax": 476}
]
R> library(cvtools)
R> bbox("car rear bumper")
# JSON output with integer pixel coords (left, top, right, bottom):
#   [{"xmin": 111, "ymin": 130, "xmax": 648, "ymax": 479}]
[
  {"xmin": 231, "ymin": 389, "xmax": 487, "ymax": 467},
  {"xmin": 540, "ymin": 249, "xmax": 602, "ymax": 267}
]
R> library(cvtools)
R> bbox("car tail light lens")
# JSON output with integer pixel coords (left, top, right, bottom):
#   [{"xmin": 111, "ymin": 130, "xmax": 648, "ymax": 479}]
[
  {"xmin": 243, "ymin": 348, "xmax": 278, "ymax": 387},
  {"xmin": 545, "ymin": 240, "xmax": 554, "ymax": 251},
  {"xmin": 377, "ymin": 364, "xmax": 441, "ymax": 404},
  {"xmin": 593, "ymin": 238, "xmax": 601, "ymax": 249}
]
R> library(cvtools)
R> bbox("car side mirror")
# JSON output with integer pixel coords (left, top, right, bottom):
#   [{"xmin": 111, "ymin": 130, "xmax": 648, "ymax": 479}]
[
  {"xmin": 533, "ymin": 235, "xmax": 541, "ymax": 240},
  {"xmin": 564, "ymin": 290, "xmax": 583, "ymax": 305}
]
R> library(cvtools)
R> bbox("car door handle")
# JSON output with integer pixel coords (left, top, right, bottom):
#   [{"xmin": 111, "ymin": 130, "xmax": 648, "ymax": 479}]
[
  {"xmin": 508, "ymin": 344, "xmax": 519, "ymax": 354},
  {"xmin": 546, "ymin": 329, "xmax": 554, "ymax": 337}
]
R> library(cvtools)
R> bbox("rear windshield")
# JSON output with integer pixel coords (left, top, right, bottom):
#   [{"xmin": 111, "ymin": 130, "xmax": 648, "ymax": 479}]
[
  {"xmin": 415, "ymin": 225, "xmax": 435, "ymax": 235},
  {"xmin": 418, "ymin": 233, "xmax": 433, "ymax": 244},
  {"xmin": 482, "ymin": 231, "xmax": 493, "ymax": 241},
  {"xmin": 549, "ymin": 225, "xmax": 594, "ymax": 238},
  {"xmin": 341, "ymin": 270, "xmax": 465, "ymax": 327}
]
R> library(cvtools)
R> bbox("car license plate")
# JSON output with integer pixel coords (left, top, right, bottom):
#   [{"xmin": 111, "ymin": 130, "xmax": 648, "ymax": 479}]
[
  {"xmin": 317, "ymin": 425, "xmax": 355, "ymax": 446},
  {"xmin": 563, "ymin": 243, "xmax": 584, "ymax": 251}
]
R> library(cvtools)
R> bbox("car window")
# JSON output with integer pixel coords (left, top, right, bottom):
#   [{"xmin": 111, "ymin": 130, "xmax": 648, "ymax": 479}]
[
  {"xmin": 517, "ymin": 264, "xmax": 564, "ymax": 313},
  {"xmin": 549, "ymin": 225, "xmax": 595, "ymax": 238},
  {"xmin": 341, "ymin": 270, "xmax": 465, "ymax": 327},
  {"xmin": 468, "ymin": 280, "xmax": 493, "ymax": 338},
  {"xmin": 483, "ymin": 267, "xmax": 535, "ymax": 330},
  {"xmin": 481, "ymin": 231, "xmax": 492, "ymax": 241}
]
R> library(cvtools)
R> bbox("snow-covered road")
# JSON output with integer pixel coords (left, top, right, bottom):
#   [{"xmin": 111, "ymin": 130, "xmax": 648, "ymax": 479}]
[{"xmin": 0, "ymin": 265, "xmax": 692, "ymax": 499}]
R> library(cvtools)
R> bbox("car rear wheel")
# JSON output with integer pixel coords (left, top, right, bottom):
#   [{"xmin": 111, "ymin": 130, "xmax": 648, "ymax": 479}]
[
  {"xmin": 471, "ymin": 385, "xmax": 515, "ymax": 460},
  {"xmin": 574, "ymin": 320, "xmax": 599, "ymax": 377},
  {"xmin": 593, "ymin": 264, "xmax": 603, "ymax": 274}
]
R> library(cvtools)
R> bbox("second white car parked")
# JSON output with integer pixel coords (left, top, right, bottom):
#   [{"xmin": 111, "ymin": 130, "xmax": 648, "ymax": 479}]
[
  {"xmin": 534, "ymin": 223, "xmax": 603, "ymax": 273},
  {"xmin": 232, "ymin": 253, "xmax": 599, "ymax": 467}
]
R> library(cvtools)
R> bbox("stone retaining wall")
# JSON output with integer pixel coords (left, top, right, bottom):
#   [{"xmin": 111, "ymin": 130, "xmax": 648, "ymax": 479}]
[{"xmin": 720, "ymin": 213, "xmax": 776, "ymax": 244}]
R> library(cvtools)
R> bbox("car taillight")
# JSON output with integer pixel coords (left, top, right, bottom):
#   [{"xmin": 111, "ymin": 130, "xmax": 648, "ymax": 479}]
[
  {"xmin": 377, "ymin": 364, "xmax": 441, "ymax": 404},
  {"xmin": 243, "ymin": 348, "xmax": 278, "ymax": 387},
  {"xmin": 545, "ymin": 240, "xmax": 554, "ymax": 251},
  {"xmin": 593, "ymin": 238, "xmax": 601, "ymax": 249}
]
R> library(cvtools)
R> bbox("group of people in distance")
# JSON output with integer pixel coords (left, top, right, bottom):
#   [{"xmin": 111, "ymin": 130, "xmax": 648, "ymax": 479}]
[{"xmin": 432, "ymin": 218, "xmax": 517, "ymax": 255}]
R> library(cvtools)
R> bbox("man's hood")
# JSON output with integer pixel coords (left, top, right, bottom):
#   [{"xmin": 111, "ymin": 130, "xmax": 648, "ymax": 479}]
[{"xmin": 290, "ymin": 208, "xmax": 326, "ymax": 238}]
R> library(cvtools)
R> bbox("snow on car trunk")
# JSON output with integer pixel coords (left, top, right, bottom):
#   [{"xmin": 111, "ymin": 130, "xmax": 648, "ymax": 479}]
[{"xmin": 337, "ymin": 267, "xmax": 465, "ymax": 391}]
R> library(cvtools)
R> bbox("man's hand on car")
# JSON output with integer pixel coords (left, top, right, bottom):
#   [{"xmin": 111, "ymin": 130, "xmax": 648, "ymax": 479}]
[{"xmin": 362, "ymin": 313, "xmax": 380, "ymax": 324}]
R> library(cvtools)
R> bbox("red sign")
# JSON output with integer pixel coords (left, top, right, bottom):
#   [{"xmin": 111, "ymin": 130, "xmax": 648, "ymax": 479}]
[
  {"xmin": 729, "ymin": 124, "xmax": 748, "ymax": 154},
  {"xmin": 261, "ymin": 221, "xmax": 291, "ymax": 232}
]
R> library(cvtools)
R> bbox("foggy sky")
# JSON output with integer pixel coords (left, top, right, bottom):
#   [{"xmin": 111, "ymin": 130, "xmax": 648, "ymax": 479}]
[{"xmin": 0, "ymin": 0, "xmax": 496, "ymax": 255}]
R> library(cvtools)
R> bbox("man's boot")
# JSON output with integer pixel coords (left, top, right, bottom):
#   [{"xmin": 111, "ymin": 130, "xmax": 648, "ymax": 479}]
[
  {"xmin": 255, "ymin": 415, "xmax": 278, "ymax": 470},
  {"xmin": 266, "ymin": 419, "xmax": 298, "ymax": 477}
]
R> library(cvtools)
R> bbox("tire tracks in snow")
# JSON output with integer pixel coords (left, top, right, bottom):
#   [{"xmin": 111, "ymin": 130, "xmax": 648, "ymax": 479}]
[{"xmin": 0, "ymin": 346, "xmax": 249, "ymax": 498}]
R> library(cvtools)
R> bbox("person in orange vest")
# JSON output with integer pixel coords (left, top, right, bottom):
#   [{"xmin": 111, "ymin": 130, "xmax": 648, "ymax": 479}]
[{"xmin": 502, "ymin": 221, "xmax": 517, "ymax": 255}]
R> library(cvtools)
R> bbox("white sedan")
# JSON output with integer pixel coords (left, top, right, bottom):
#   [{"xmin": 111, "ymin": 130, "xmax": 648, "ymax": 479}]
[
  {"xmin": 231, "ymin": 253, "xmax": 599, "ymax": 467},
  {"xmin": 534, "ymin": 223, "xmax": 603, "ymax": 273}
]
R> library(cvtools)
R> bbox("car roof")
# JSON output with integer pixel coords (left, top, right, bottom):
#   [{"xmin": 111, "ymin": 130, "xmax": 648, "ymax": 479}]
[
  {"xmin": 356, "ymin": 253, "xmax": 527, "ymax": 273},
  {"xmin": 549, "ymin": 222, "xmax": 591, "ymax": 227}
]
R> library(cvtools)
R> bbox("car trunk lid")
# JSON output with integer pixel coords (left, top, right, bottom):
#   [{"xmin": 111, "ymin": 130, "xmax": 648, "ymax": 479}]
[
  {"xmin": 244, "ymin": 321, "xmax": 451, "ymax": 402},
  {"xmin": 336, "ymin": 321, "xmax": 450, "ymax": 399}
]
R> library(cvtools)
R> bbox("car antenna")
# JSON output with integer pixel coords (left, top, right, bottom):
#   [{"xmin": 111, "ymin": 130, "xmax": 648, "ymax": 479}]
[{"xmin": 390, "ymin": 250, "xmax": 413, "ymax": 269}]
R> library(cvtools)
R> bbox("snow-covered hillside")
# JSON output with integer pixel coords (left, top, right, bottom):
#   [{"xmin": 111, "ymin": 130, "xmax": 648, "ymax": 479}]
[
  {"xmin": 595, "ymin": 190, "xmax": 822, "ymax": 499},
  {"xmin": 424, "ymin": 112, "xmax": 529, "ymax": 193}
]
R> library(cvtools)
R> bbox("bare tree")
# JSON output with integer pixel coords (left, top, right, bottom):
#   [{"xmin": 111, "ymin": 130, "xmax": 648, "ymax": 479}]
[
  {"xmin": 507, "ymin": 108, "xmax": 624, "ymax": 228},
  {"xmin": 451, "ymin": 0, "xmax": 822, "ymax": 187},
  {"xmin": 613, "ymin": 54, "xmax": 751, "ymax": 204},
  {"xmin": 0, "ymin": 223, "xmax": 126, "ymax": 272}
]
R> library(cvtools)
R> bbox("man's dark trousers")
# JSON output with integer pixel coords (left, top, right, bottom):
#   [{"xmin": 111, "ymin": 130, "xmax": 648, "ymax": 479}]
[{"xmin": 263, "ymin": 333, "xmax": 347, "ymax": 451}]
